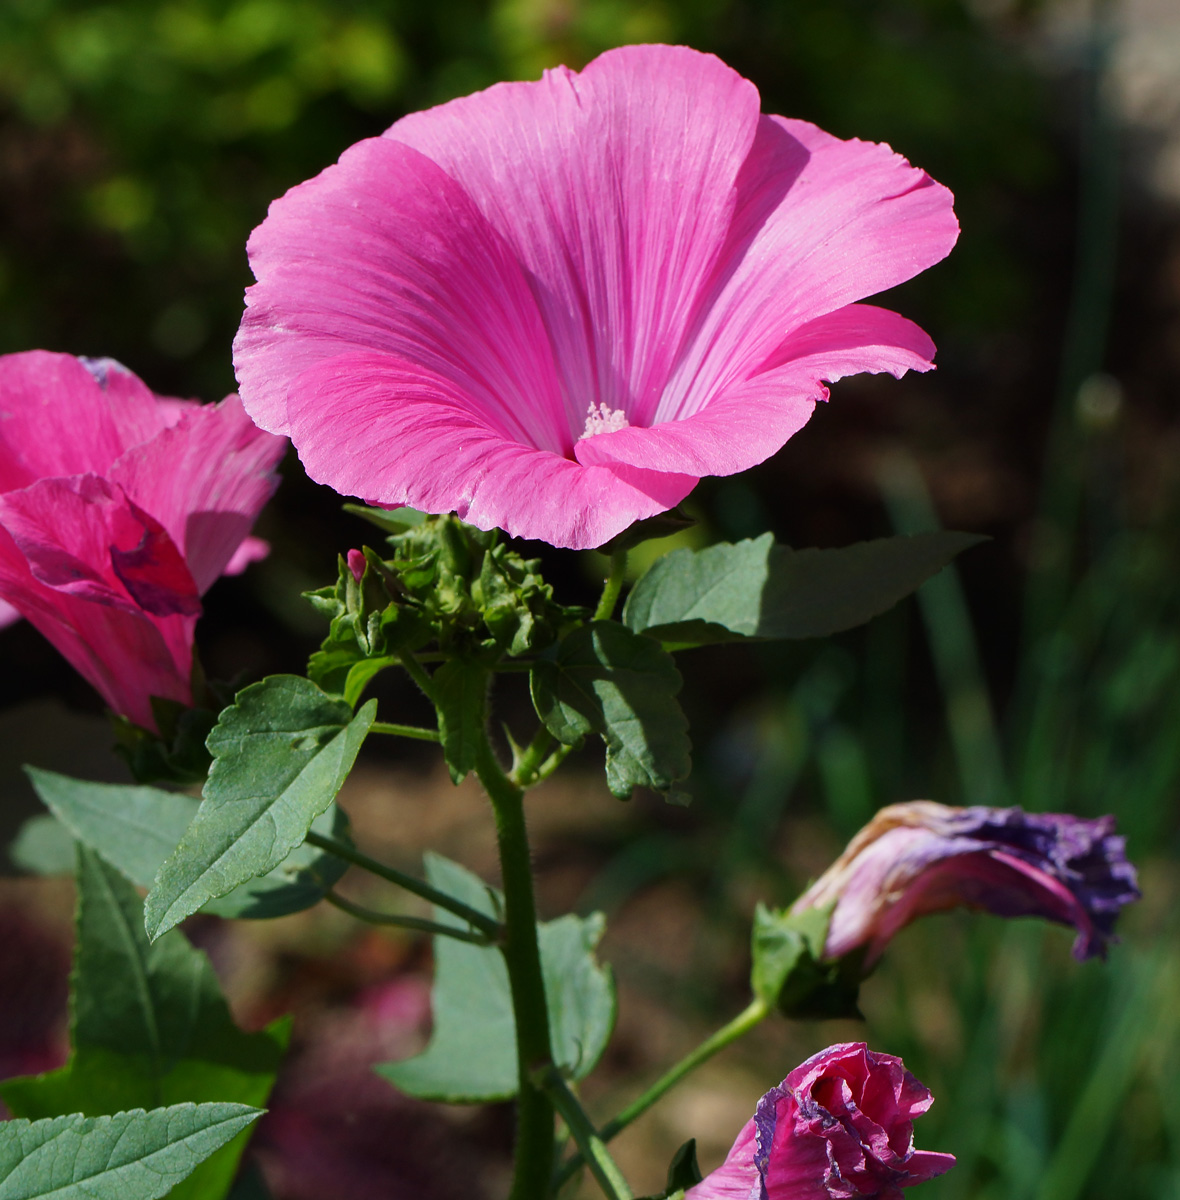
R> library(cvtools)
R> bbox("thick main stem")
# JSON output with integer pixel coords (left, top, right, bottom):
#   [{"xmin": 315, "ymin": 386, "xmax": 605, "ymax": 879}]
[{"xmin": 476, "ymin": 734, "xmax": 556, "ymax": 1199}]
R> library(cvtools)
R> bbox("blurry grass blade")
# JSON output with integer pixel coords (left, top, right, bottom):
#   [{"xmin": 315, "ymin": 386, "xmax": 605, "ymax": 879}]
[{"xmin": 879, "ymin": 453, "xmax": 1008, "ymax": 806}]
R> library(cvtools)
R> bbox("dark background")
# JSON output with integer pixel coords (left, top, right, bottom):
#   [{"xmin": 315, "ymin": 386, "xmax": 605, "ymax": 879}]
[{"xmin": 2, "ymin": 1, "xmax": 1180, "ymax": 1197}]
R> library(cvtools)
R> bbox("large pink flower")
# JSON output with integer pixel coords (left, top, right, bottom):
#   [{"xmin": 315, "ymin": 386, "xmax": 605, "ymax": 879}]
[
  {"xmin": 0, "ymin": 352, "xmax": 286, "ymax": 731},
  {"xmin": 233, "ymin": 44, "xmax": 958, "ymax": 549},
  {"xmin": 688, "ymin": 1043, "xmax": 954, "ymax": 1200}
]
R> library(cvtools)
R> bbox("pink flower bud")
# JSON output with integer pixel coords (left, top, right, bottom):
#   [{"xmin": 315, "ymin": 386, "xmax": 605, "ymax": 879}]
[
  {"xmin": 346, "ymin": 548, "xmax": 366, "ymax": 583},
  {"xmin": 688, "ymin": 1042, "xmax": 954, "ymax": 1199},
  {"xmin": 0, "ymin": 352, "xmax": 286, "ymax": 731},
  {"xmin": 792, "ymin": 801, "xmax": 1139, "ymax": 967}
]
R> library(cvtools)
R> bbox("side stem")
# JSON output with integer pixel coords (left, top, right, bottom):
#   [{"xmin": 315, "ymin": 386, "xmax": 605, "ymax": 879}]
[
  {"xmin": 475, "ymin": 733, "xmax": 556, "ymax": 1199},
  {"xmin": 554, "ymin": 997, "xmax": 770, "ymax": 1188},
  {"xmin": 324, "ymin": 890, "xmax": 492, "ymax": 944},
  {"xmin": 534, "ymin": 1066, "xmax": 633, "ymax": 1200},
  {"xmin": 593, "ymin": 548, "xmax": 629, "ymax": 621},
  {"xmin": 306, "ymin": 831, "xmax": 500, "ymax": 939}
]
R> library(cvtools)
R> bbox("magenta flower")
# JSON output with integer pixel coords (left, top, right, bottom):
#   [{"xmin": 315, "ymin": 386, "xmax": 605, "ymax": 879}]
[
  {"xmin": 791, "ymin": 801, "xmax": 1140, "ymax": 967},
  {"xmin": 687, "ymin": 1042, "xmax": 954, "ymax": 1200},
  {"xmin": 233, "ymin": 44, "xmax": 958, "ymax": 549},
  {"xmin": 0, "ymin": 351, "xmax": 286, "ymax": 731}
]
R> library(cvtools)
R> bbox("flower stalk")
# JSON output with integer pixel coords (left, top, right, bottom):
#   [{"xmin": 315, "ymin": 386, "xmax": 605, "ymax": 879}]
[{"xmin": 475, "ymin": 731, "xmax": 557, "ymax": 1199}]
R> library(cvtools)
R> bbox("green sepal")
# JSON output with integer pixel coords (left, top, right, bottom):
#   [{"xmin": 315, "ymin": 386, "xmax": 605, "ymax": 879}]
[
  {"xmin": 110, "ymin": 701, "xmax": 216, "ymax": 786},
  {"xmin": 750, "ymin": 902, "xmax": 864, "ymax": 1020},
  {"xmin": 0, "ymin": 1104, "xmax": 264, "ymax": 1200},
  {"xmin": 378, "ymin": 854, "xmax": 616, "ymax": 1103},
  {"xmin": 432, "ymin": 659, "xmax": 489, "ymax": 784},
  {"xmin": 624, "ymin": 531, "xmax": 987, "ymax": 647},
  {"xmin": 0, "ymin": 848, "xmax": 285, "ymax": 1200},
  {"xmin": 636, "ymin": 1139, "xmax": 703, "ymax": 1200},
  {"xmin": 530, "ymin": 621, "xmax": 691, "ymax": 800}
]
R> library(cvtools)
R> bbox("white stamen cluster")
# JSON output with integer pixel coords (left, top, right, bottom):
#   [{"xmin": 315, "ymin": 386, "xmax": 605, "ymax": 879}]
[{"xmin": 580, "ymin": 402, "xmax": 629, "ymax": 439}]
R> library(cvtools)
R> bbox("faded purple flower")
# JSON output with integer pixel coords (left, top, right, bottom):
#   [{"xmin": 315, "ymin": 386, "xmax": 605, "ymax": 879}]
[
  {"xmin": 687, "ymin": 1042, "xmax": 954, "ymax": 1200},
  {"xmin": 791, "ymin": 801, "xmax": 1140, "ymax": 966}
]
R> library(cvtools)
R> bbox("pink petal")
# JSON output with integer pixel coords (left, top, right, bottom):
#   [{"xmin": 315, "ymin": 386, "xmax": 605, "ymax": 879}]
[
  {"xmin": 660, "ymin": 115, "xmax": 958, "ymax": 421},
  {"xmin": 0, "ymin": 353, "xmax": 149, "ymax": 491},
  {"xmin": 77, "ymin": 356, "xmax": 185, "ymax": 448},
  {"xmin": 0, "ymin": 598, "xmax": 21, "ymax": 629},
  {"xmin": 684, "ymin": 1118, "xmax": 760, "ymax": 1200},
  {"xmin": 0, "ymin": 475, "xmax": 200, "ymax": 617},
  {"xmin": 109, "ymin": 395, "xmax": 286, "ymax": 593},
  {"xmin": 234, "ymin": 136, "xmax": 568, "ymax": 453},
  {"xmin": 575, "ymin": 304, "xmax": 933, "ymax": 479},
  {"xmin": 388, "ymin": 44, "xmax": 763, "ymax": 434},
  {"xmin": 0, "ymin": 524, "xmax": 195, "ymax": 731},
  {"xmin": 223, "ymin": 535, "xmax": 271, "ymax": 576},
  {"xmin": 287, "ymin": 351, "xmax": 696, "ymax": 549}
]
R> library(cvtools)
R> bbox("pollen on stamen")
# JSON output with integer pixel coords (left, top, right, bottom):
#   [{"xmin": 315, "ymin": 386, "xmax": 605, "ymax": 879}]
[{"xmin": 580, "ymin": 402, "xmax": 630, "ymax": 439}]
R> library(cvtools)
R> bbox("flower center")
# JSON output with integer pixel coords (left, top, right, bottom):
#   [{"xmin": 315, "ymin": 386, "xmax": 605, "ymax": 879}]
[{"xmin": 580, "ymin": 402, "xmax": 629, "ymax": 439}]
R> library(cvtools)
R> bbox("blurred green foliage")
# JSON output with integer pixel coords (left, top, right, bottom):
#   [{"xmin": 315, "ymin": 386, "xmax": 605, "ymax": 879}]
[{"xmin": 0, "ymin": 0, "xmax": 1052, "ymax": 399}]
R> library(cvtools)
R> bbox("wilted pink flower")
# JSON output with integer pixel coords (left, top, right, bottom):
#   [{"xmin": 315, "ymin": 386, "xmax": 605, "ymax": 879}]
[
  {"xmin": 792, "ymin": 801, "xmax": 1140, "ymax": 966},
  {"xmin": 688, "ymin": 1042, "xmax": 954, "ymax": 1200},
  {"xmin": 0, "ymin": 352, "xmax": 286, "ymax": 731},
  {"xmin": 234, "ymin": 44, "xmax": 957, "ymax": 549}
]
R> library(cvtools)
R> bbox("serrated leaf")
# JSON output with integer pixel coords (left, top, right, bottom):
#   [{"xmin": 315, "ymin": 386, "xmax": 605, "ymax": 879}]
[
  {"xmin": 0, "ymin": 1103, "xmax": 262, "ymax": 1200},
  {"xmin": 1, "ymin": 850, "xmax": 286, "ymax": 1200},
  {"xmin": 624, "ymin": 532, "xmax": 986, "ymax": 645},
  {"xmin": 378, "ymin": 855, "xmax": 615, "ymax": 1102},
  {"xmin": 433, "ymin": 660, "xmax": 488, "ymax": 784},
  {"xmin": 145, "ymin": 677, "xmax": 374, "ymax": 938},
  {"xmin": 530, "ymin": 622, "xmax": 690, "ymax": 799},
  {"xmin": 22, "ymin": 768, "xmax": 348, "ymax": 921}
]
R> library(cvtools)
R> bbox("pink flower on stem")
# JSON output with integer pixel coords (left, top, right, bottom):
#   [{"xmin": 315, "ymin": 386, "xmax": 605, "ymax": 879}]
[
  {"xmin": 0, "ymin": 352, "xmax": 286, "ymax": 731},
  {"xmin": 688, "ymin": 1042, "xmax": 954, "ymax": 1200},
  {"xmin": 791, "ymin": 801, "xmax": 1140, "ymax": 967},
  {"xmin": 234, "ymin": 44, "xmax": 958, "ymax": 550}
]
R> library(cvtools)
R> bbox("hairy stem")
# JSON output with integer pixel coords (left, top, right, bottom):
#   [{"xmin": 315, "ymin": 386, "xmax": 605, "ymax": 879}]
[
  {"xmin": 475, "ymin": 733, "xmax": 556, "ymax": 1200},
  {"xmin": 534, "ymin": 1066, "xmax": 633, "ymax": 1200},
  {"xmin": 396, "ymin": 648, "xmax": 437, "ymax": 702},
  {"xmin": 593, "ymin": 548, "xmax": 629, "ymax": 622},
  {"xmin": 324, "ymin": 890, "xmax": 491, "ymax": 944},
  {"xmin": 369, "ymin": 721, "xmax": 441, "ymax": 742},
  {"xmin": 306, "ymin": 831, "xmax": 501, "ymax": 939},
  {"xmin": 555, "ymin": 997, "xmax": 770, "ymax": 1188}
]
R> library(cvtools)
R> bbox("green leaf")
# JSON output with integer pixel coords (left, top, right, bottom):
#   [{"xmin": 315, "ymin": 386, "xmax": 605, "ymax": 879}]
[
  {"xmin": 0, "ymin": 1104, "xmax": 262, "ymax": 1200},
  {"xmin": 22, "ymin": 768, "xmax": 348, "ymax": 921},
  {"xmin": 378, "ymin": 855, "xmax": 615, "ymax": 1102},
  {"xmin": 750, "ymin": 902, "xmax": 863, "ymax": 1020},
  {"xmin": 530, "ymin": 622, "xmax": 691, "ymax": 799},
  {"xmin": 9, "ymin": 814, "xmax": 75, "ymax": 875},
  {"xmin": 665, "ymin": 1140, "xmax": 704, "ymax": 1191},
  {"xmin": 432, "ymin": 660, "xmax": 488, "ymax": 784},
  {"xmin": 624, "ymin": 531, "xmax": 987, "ymax": 646},
  {"xmin": 145, "ymin": 676, "xmax": 375, "ymax": 939},
  {"xmin": 1, "ymin": 850, "xmax": 286, "ymax": 1200}
]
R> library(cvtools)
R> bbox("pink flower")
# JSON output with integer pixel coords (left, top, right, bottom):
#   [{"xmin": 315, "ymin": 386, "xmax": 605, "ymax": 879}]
[
  {"xmin": 791, "ymin": 802, "xmax": 1140, "ymax": 967},
  {"xmin": 688, "ymin": 1042, "xmax": 954, "ymax": 1200},
  {"xmin": 0, "ymin": 351, "xmax": 286, "ymax": 731},
  {"xmin": 233, "ymin": 44, "xmax": 957, "ymax": 550}
]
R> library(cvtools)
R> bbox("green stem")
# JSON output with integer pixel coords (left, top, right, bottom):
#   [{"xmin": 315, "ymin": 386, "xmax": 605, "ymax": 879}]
[
  {"xmin": 593, "ymin": 548, "xmax": 629, "ymax": 621},
  {"xmin": 534, "ymin": 744, "xmax": 573, "ymax": 786},
  {"xmin": 306, "ymin": 831, "xmax": 501, "ymax": 939},
  {"xmin": 325, "ymin": 890, "xmax": 492, "ymax": 943},
  {"xmin": 554, "ymin": 997, "xmax": 770, "ymax": 1189},
  {"xmin": 370, "ymin": 721, "xmax": 440, "ymax": 742},
  {"xmin": 534, "ymin": 1066, "xmax": 633, "ymax": 1200},
  {"xmin": 396, "ymin": 649, "xmax": 437, "ymax": 702},
  {"xmin": 511, "ymin": 725, "xmax": 555, "ymax": 788},
  {"xmin": 475, "ymin": 733, "xmax": 556, "ymax": 1200}
]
